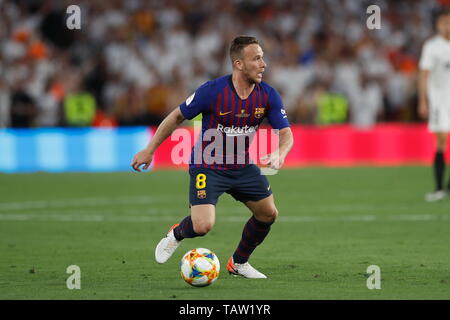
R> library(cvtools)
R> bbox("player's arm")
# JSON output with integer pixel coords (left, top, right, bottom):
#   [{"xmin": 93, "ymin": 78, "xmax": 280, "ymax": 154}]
[
  {"xmin": 131, "ymin": 82, "xmax": 211, "ymax": 172},
  {"xmin": 418, "ymin": 40, "xmax": 434, "ymax": 120},
  {"xmin": 262, "ymin": 127, "xmax": 294, "ymax": 170},
  {"xmin": 418, "ymin": 69, "xmax": 430, "ymax": 119},
  {"xmin": 278, "ymin": 127, "xmax": 293, "ymax": 160},
  {"xmin": 262, "ymin": 88, "xmax": 294, "ymax": 170},
  {"xmin": 131, "ymin": 107, "xmax": 185, "ymax": 172}
]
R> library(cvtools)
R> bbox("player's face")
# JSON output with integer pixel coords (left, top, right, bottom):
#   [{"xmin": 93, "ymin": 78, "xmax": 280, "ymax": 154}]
[
  {"xmin": 437, "ymin": 14, "xmax": 450, "ymax": 39},
  {"xmin": 240, "ymin": 44, "xmax": 266, "ymax": 84}
]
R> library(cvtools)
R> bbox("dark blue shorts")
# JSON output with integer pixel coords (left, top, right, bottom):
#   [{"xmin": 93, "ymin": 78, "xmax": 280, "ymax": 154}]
[{"xmin": 189, "ymin": 164, "xmax": 272, "ymax": 206}]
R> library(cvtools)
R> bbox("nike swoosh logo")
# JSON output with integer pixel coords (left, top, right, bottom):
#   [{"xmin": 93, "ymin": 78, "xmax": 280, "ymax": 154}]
[
  {"xmin": 219, "ymin": 111, "xmax": 232, "ymax": 116},
  {"xmin": 267, "ymin": 185, "xmax": 271, "ymax": 190}
]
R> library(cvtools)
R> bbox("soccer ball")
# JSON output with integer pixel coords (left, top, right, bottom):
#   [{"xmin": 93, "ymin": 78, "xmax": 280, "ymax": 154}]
[{"xmin": 180, "ymin": 248, "xmax": 220, "ymax": 287}]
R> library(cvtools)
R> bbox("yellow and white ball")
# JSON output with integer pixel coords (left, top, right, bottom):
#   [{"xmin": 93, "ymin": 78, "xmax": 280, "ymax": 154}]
[{"xmin": 180, "ymin": 248, "xmax": 220, "ymax": 287}]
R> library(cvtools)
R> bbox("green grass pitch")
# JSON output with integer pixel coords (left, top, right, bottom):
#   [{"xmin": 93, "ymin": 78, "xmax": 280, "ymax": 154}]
[{"xmin": 0, "ymin": 167, "xmax": 449, "ymax": 299}]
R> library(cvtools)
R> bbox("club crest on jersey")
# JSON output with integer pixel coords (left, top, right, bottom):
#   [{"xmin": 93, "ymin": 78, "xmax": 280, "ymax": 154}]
[
  {"xmin": 254, "ymin": 107, "xmax": 265, "ymax": 119},
  {"xmin": 197, "ymin": 190, "xmax": 207, "ymax": 199},
  {"xmin": 235, "ymin": 109, "xmax": 250, "ymax": 118}
]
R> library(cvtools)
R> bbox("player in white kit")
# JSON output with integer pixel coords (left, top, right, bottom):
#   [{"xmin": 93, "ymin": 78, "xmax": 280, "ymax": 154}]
[{"xmin": 419, "ymin": 9, "xmax": 450, "ymax": 201}]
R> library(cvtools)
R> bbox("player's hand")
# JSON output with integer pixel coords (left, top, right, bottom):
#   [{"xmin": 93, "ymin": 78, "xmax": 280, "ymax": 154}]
[
  {"xmin": 131, "ymin": 149, "xmax": 153, "ymax": 172},
  {"xmin": 418, "ymin": 100, "xmax": 428, "ymax": 120},
  {"xmin": 260, "ymin": 152, "xmax": 284, "ymax": 170}
]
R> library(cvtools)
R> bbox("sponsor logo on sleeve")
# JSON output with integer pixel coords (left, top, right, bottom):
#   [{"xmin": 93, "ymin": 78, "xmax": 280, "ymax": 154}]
[{"xmin": 186, "ymin": 92, "xmax": 195, "ymax": 106}]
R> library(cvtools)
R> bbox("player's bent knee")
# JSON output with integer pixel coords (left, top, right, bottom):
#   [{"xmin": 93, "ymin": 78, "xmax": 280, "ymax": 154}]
[
  {"xmin": 257, "ymin": 207, "xmax": 278, "ymax": 223},
  {"xmin": 193, "ymin": 221, "xmax": 214, "ymax": 236},
  {"xmin": 270, "ymin": 207, "xmax": 279, "ymax": 222}
]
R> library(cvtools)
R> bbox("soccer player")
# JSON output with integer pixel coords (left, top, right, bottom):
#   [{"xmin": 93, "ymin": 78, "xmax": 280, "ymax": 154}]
[
  {"xmin": 419, "ymin": 9, "xmax": 450, "ymax": 202},
  {"xmin": 131, "ymin": 36, "xmax": 293, "ymax": 278}
]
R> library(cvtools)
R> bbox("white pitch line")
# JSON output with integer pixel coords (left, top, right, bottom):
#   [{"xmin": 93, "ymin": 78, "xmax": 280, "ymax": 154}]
[
  {"xmin": 0, "ymin": 197, "xmax": 438, "ymax": 215},
  {"xmin": 0, "ymin": 195, "xmax": 181, "ymax": 211},
  {"xmin": 387, "ymin": 214, "xmax": 441, "ymax": 221},
  {"xmin": 0, "ymin": 213, "xmax": 449, "ymax": 223}
]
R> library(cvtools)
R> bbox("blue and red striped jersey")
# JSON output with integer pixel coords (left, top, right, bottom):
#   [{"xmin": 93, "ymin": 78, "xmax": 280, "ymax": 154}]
[{"xmin": 179, "ymin": 75, "xmax": 289, "ymax": 169}]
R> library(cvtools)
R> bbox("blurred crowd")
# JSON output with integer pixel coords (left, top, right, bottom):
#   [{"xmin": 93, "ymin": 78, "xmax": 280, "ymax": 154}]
[{"xmin": 1, "ymin": 0, "xmax": 449, "ymax": 129}]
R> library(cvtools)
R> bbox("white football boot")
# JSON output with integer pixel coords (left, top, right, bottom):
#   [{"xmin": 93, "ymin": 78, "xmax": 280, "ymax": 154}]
[
  {"xmin": 227, "ymin": 257, "xmax": 267, "ymax": 279},
  {"xmin": 155, "ymin": 224, "xmax": 181, "ymax": 264},
  {"xmin": 425, "ymin": 190, "xmax": 447, "ymax": 202}
]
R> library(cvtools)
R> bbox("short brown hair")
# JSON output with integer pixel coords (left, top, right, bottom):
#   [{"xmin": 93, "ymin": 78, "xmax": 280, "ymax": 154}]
[
  {"xmin": 435, "ymin": 8, "xmax": 450, "ymax": 24},
  {"xmin": 229, "ymin": 36, "xmax": 259, "ymax": 63},
  {"xmin": 437, "ymin": 8, "xmax": 450, "ymax": 18}
]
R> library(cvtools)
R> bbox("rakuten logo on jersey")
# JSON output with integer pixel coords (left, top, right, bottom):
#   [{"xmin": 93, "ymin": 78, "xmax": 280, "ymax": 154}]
[{"xmin": 217, "ymin": 124, "xmax": 259, "ymax": 136}]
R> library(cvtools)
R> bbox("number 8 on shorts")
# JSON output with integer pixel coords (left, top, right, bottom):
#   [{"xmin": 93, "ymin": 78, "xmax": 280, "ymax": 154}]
[{"xmin": 196, "ymin": 173, "xmax": 207, "ymax": 189}]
